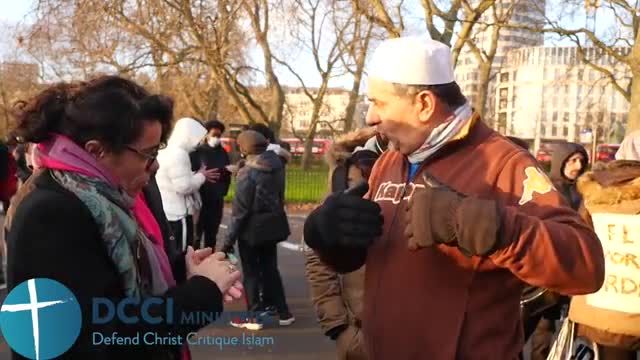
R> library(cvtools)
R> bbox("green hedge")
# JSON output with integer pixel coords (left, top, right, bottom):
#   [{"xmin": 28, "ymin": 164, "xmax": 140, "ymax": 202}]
[{"xmin": 225, "ymin": 166, "xmax": 329, "ymax": 203}]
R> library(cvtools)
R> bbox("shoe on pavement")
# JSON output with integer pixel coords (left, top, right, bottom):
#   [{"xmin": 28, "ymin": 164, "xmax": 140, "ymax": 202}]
[
  {"xmin": 279, "ymin": 313, "xmax": 295, "ymax": 326},
  {"xmin": 230, "ymin": 317, "xmax": 264, "ymax": 331},
  {"xmin": 258, "ymin": 305, "xmax": 278, "ymax": 318}
]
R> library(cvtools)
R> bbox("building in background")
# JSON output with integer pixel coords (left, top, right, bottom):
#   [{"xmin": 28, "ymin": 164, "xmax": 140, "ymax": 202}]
[
  {"xmin": 495, "ymin": 45, "xmax": 631, "ymax": 142},
  {"xmin": 282, "ymin": 88, "xmax": 365, "ymax": 136},
  {"xmin": 455, "ymin": 0, "xmax": 545, "ymax": 110}
]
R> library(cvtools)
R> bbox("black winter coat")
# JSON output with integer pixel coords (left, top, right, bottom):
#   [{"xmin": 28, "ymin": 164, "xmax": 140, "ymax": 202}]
[
  {"xmin": 7, "ymin": 170, "xmax": 223, "ymax": 360},
  {"xmin": 224, "ymin": 151, "xmax": 289, "ymax": 248}
]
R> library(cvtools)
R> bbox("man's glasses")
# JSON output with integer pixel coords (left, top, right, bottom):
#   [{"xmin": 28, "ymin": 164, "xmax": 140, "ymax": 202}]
[{"xmin": 126, "ymin": 143, "xmax": 166, "ymax": 170}]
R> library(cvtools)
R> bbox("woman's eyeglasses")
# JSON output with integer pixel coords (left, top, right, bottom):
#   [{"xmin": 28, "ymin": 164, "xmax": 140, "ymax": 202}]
[{"xmin": 126, "ymin": 143, "xmax": 166, "ymax": 170}]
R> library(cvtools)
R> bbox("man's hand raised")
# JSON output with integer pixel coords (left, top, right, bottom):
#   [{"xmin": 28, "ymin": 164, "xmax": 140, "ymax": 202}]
[{"xmin": 304, "ymin": 181, "xmax": 383, "ymax": 250}]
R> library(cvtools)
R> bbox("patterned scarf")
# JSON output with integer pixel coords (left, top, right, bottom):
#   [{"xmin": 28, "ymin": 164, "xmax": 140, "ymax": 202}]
[
  {"xmin": 407, "ymin": 102, "xmax": 473, "ymax": 164},
  {"xmin": 51, "ymin": 170, "xmax": 151, "ymax": 299},
  {"xmin": 36, "ymin": 134, "xmax": 171, "ymax": 300}
]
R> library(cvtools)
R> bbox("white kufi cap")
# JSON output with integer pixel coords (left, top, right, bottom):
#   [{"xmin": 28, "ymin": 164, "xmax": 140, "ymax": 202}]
[{"xmin": 368, "ymin": 36, "xmax": 455, "ymax": 85}]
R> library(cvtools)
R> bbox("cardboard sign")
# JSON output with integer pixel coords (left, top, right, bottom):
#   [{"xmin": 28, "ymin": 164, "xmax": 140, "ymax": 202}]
[{"xmin": 586, "ymin": 213, "xmax": 640, "ymax": 313}]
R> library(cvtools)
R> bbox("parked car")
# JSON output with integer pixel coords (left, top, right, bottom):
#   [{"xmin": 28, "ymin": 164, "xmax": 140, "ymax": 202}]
[
  {"xmin": 595, "ymin": 143, "xmax": 620, "ymax": 162},
  {"xmin": 280, "ymin": 138, "xmax": 332, "ymax": 157},
  {"xmin": 536, "ymin": 142, "xmax": 553, "ymax": 164}
]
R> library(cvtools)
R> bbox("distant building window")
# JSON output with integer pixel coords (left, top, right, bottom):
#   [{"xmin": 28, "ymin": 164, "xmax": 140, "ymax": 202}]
[
  {"xmin": 500, "ymin": 88, "xmax": 509, "ymax": 98},
  {"xmin": 553, "ymin": 111, "xmax": 558, "ymax": 121},
  {"xmin": 564, "ymin": 113, "xmax": 570, "ymax": 122},
  {"xmin": 563, "ymin": 126, "xmax": 569, "ymax": 136},
  {"xmin": 552, "ymin": 125, "xmax": 557, "ymax": 136},
  {"xmin": 500, "ymin": 72, "xmax": 509, "ymax": 82}
]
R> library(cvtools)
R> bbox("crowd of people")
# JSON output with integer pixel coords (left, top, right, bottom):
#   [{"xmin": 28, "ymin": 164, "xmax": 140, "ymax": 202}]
[{"xmin": 0, "ymin": 34, "xmax": 638, "ymax": 360}]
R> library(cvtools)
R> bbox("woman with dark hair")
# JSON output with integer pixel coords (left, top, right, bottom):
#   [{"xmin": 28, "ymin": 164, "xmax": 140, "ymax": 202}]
[{"xmin": 6, "ymin": 75, "xmax": 243, "ymax": 360}]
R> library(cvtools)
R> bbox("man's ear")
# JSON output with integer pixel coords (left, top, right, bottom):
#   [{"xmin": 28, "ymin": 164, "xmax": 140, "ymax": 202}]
[
  {"xmin": 84, "ymin": 140, "xmax": 105, "ymax": 159},
  {"xmin": 415, "ymin": 90, "xmax": 437, "ymax": 123}
]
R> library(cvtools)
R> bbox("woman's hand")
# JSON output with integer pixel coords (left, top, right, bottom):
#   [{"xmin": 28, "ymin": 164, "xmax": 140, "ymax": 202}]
[
  {"xmin": 185, "ymin": 246, "xmax": 213, "ymax": 280},
  {"xmin": 187, "ymin": 250, "xmax": 243, "ymax": 300}
]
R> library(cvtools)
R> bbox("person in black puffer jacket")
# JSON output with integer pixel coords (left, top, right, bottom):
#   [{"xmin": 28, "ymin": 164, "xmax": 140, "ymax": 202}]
[{"xmin": 222, "ymin": 130, "xmax": 295, "ymax": 328}]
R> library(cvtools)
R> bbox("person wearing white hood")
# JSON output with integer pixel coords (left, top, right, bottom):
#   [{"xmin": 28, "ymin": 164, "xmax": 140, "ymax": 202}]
[{"xmin": 156, "ymin": 117, "xmax": 220, "ymax": 254}]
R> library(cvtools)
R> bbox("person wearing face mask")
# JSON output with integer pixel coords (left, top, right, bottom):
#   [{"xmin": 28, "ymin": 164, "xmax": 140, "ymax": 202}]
[
  {"xmin": 190, "ymin": 120, "xmax": 231, "ymax": 250},
  {"xmin": 303, "ymin": 36, "xmax": 604, "ymax": 360},
  {"xmin": 156, "ymin": 117, "xmax": 220, "ymax": 254}
]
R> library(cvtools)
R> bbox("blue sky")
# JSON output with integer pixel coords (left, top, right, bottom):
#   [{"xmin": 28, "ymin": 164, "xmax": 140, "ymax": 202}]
[{"xmin": 0, "ymin": 0, "xmax": 32, "ymax": 23}]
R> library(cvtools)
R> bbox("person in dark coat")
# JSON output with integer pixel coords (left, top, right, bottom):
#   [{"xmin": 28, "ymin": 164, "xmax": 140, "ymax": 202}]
[
  {"xmin": 190, "ymin": 120, "xmax": 231, "ymax": 250},
  {"xmin": 221, "ymin": 130, "xmax": 294, "ymax": 329},
  {"xmin": 6, "ymin": 75, "xmax": 243, "ymax": 360},
  {"xmin": 550, "ymin": 141, "xmax": 589, "ymax": 210}
]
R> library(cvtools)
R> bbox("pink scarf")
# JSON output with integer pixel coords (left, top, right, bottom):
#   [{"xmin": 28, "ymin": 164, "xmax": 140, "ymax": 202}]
[
  {"xmin": 132, "ymin": 193, "xmax": 176, "ymax": 288},
  {"xmin": 36, "ymin": 134, "xmax": 190, "ymax": 360},
  {"xmin": 36, "ymin": 134, "xmax": 119, "ymax": 185}
]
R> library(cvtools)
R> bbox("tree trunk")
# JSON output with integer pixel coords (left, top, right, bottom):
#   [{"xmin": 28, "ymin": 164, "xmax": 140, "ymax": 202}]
[
  {"xmin": 474, "ymin": 62, "xmax": 492, "ymax": 122},
  {"xmin": 343, "ymin": 69, "xmax": 364, "ymax": 131},
  {"xmin": 205, "ymin": 87, "xmax": 220, "ymax": 122},
  {"xmin": 301, "ymin": 127, "xmax": 317, "ymax": 170},
  {"xmin": 301, "ymin": 99, "xmax": 325, "ymax": 170},
  {"xmin": 268, "ymin": 82, "xmax": 285, "ymax": 135},
  {"xmin": 627, "ymin": 70, "xmax": 640, "ymax": 132}
]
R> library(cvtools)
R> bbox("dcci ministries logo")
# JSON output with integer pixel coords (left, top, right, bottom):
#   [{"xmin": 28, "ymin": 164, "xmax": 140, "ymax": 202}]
[{"xmin": 0, "ymin": 278, "xmax": 82, "ymax": 360}]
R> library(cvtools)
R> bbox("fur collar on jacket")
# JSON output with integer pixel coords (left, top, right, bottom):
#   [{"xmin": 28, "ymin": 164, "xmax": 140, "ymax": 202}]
[
  {"xmin": 325, "ymin": 127, "xmax": 376, "ymax": 169},
  {"xmin": 577, "ymin": 160, "xmax": 640, "ymax": 207}
]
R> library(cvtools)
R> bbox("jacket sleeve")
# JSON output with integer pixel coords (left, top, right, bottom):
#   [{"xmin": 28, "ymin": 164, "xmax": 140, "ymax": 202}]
[
  {"xmin": 304, "ymin": 249, "xmax": 349, "ymax": 335},
  {"xmin": 7, "ymin": 191, "xmax": 224, "ymax": 352},
  {"xmin": 224, "ymin": 171, "xmax": 255, "ymax": 247},
  {"xmin": 222, "ymin": 151, "xmax": 231, "ymax": 197},
  {"xmin": 489, "ymin": 151, "xmax": 605, "ymax": 295},
  {"xmin": 166, "ymin": 151, "xmax": 206, "ymax": 195}
]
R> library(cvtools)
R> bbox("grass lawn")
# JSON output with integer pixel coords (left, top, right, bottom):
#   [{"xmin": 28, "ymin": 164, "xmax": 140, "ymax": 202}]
[{"xmin": 225, "ymin": 165, "xmax": 328, "ymax": 203}]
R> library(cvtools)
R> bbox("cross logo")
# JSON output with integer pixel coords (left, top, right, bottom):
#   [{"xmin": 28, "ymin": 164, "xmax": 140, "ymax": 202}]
[{"xmin": 0, "ymin": 278, "xmax": 82, "ymax": 359}]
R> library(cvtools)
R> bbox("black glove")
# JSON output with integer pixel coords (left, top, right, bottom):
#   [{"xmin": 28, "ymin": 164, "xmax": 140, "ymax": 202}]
[
  {"xmin": 304, "ymin": 181, "xmax": 383, "ymax": 250},
  {"xmin": 326, "ymin": 324, "xmax": 349, "ymax": 341}
]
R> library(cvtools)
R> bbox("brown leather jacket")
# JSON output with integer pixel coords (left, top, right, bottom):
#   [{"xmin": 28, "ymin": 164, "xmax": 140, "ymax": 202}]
[
  {"xmin": 304, "ymin": 128, "xmax": 375, "ymax": 360},
  {"xmin": 570, "ymin": 160, "xmax": 640, "ymax": 351}
]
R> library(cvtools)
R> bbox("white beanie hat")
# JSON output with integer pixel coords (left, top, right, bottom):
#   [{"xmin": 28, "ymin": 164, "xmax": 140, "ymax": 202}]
[{"xmin": 367, "ymin": 36, "xmax": 455, "ymax": 85}]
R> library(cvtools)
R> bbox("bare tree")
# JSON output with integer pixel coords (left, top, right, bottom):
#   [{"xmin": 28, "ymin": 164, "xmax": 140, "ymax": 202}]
[
  {"xmin": 464, "ymin": 0, "xmax": 518, "ymax": 120},
  {"xmin": 276, "ymin": 0, "xmax": 354, "ymax": 169},
  {"xmin": 242, "ymin": 0, "xmax": 287, "ymax": 134},
  {"xmin": 337, "ymin": 1, "xmax": 379, "ymax": 131}
]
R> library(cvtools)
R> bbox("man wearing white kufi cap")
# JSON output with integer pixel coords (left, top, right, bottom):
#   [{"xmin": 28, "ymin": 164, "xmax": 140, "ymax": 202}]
[{"xmin": 304, "ymin": 36, "xmax": 605, "ymax": 359}]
